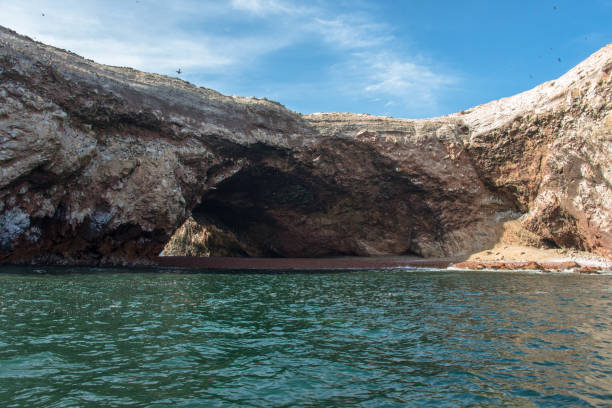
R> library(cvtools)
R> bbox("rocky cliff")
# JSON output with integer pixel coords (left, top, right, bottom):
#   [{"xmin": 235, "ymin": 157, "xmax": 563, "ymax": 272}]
[{"xmin": 1, "ymin": 26, "xmax": 610, "ymax": 265}]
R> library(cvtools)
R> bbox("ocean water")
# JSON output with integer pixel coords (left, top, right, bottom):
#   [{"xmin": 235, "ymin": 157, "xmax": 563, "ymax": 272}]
[{"xmin": 0, "ymin": 267, "xmax": 610, "ymax": 407}]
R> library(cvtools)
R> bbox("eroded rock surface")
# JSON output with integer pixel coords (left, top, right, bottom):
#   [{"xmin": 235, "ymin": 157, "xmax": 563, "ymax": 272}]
[{"xmin": 0, "ymin": 26, "xmax": 610, "ymax": 265}]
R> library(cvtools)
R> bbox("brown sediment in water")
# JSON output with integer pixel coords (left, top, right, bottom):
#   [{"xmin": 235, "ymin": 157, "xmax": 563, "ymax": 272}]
[{"xmin": 155, "ymin": 256, "xmax": 454, "ymax": 270}]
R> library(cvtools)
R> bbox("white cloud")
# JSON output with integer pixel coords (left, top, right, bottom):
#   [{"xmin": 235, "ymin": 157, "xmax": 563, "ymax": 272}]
[
  {"xmin": 0, "ymin": 0, "xmax": 459, "ymax": 117},
  {"xmin": 329, "ymin": 50, "xmax": 457, "ymax": 116},
  {"xmin": 229, "ymin": 0, "xmax": 306, "ymax": 15},
  {"xmin": 363, "ymin": 53, "xmax": 456, "ymax": 103},
  {"xmin": 35, "ymin": 35, "xmax": 234, "ymax": 72},
  {"xmin": 304, "ymin": 10, "xmax": 457, "ymax": 115},
  {"xmin": 0, "ymin": 0, "xmax": 295, "ymax": 74},
  {"xmin": 311, "ymin": 16, "xmax": 392, "ymax": 49}
]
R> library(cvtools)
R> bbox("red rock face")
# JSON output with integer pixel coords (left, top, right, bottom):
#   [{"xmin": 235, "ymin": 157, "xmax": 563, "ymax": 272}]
[{"xmin": 0, "ymin": 25, "xmax": 610, "ymax": 265}]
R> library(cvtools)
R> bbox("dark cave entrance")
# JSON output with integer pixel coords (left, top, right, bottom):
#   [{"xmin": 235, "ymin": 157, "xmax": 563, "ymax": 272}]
[
  {"xmin": 160, "ymin": 140, "xmax": 431, "ymax": 259},
  {"xmin": 161, "ymin": 161, "xmax": 423, "ymax": 258},
  {"xmin": 163, "ymin": 161, "xmax": 343, "ymax": 258}
]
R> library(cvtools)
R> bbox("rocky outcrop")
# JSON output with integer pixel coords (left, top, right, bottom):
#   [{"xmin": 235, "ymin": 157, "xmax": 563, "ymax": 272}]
[
  {"xmin": 0, "ymin": 25, "xmax": 610, "ymax": 265},
  {"xmin": 450, "ymin": 260, "xmax": 610, "ymax": 274},
  {"xmin": 163, "ymin": 216, "xmax": 248, "ymax": 257}
]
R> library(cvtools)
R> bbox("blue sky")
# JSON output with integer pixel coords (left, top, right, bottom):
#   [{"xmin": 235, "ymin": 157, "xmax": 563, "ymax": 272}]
[{"xmin": 1, "ymin": 0, "xmax": 610, "ymax": 118}]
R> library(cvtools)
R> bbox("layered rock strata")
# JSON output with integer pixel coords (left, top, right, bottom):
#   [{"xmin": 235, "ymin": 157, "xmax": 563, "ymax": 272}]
[{"xmin": 0, "ymin": 26, "xmax": 610, "ymax": 265}]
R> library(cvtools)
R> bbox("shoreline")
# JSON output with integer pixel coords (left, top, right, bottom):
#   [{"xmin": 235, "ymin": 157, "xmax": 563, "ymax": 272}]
[
  {"xmin": 155, "ymin": 256, "xmax": 454, "ymax": 270},
  {"xmin": 155, "ymin": 254, "xmax": 611, "ymax": 273},
  {"xmin": 2, "ymin": 245, "xmax": 610, "ymax": 273}
]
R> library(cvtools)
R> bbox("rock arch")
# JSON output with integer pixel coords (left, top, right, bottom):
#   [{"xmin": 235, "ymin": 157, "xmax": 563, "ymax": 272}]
[{"xmin": 1, "ymin": 27, "xmax": 610, "ymax": 265}]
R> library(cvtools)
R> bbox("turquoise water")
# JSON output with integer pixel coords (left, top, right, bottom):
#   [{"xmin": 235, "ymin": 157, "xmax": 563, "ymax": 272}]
[{"xmin": 0, "ymin": 267, "xmax": 611, "ymax": 407}]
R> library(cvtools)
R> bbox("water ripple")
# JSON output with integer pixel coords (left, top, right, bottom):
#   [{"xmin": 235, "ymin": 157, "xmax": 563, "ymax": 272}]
[{"xmin": 0, "ymin": 268, "xmax": 610, "ymax": 407}]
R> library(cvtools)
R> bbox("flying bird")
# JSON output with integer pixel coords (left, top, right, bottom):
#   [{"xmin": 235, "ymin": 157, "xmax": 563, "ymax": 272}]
[{"xmin": 557, "ymin": 57, "xmax": 561, "ymax": 62}]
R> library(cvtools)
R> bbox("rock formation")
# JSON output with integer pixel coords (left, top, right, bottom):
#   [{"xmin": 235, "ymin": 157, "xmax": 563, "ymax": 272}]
[{"xmin": 0, "ymin": 25, "xmax": 610, "ymax": 265}]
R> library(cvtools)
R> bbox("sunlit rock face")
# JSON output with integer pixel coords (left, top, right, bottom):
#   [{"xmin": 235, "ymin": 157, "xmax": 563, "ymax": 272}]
[{"xmin": 1, "ymin": 25, "xmax": 610, "ymax": 265}]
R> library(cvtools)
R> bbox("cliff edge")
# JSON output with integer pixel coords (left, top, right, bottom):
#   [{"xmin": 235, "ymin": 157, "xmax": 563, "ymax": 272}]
[{"xmin": 1, "ymin": 26, "xmax": 610, "ymax": 265}]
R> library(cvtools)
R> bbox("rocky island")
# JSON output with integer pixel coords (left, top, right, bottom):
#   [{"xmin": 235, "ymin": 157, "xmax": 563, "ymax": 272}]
[{"xmin": 0, "ymin": 26, "xmax": 610, "ymax": 269}]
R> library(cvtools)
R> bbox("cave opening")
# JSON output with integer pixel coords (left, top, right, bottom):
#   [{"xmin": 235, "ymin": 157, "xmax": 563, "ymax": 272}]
[
  {"xmin": 160, "ymin": 140, "xmax": 434, "ymax": 260},
  {"xmin": 162, "ymin": 161, "xmax": 343, "ymax": 258},
  {"xmin": 161, "ymin": 160, "xmax": 423, "ymax": 259}
]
